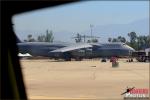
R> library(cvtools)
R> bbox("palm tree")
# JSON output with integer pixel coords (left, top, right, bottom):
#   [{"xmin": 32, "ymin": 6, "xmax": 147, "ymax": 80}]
[
  {"xmin": 108, "ymin": 38, "xmax": 112, "ymax": 42},
  {"xmin": 112, "ymin": 38, "xmax": 118, "ymax": 42},
  {"xmin": 45, "ymin": 30, "xmax": 54, "ymax": 42}
]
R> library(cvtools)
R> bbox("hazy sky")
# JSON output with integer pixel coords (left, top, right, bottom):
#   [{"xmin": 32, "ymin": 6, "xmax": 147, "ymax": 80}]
[{"xmin": 12, "ymin": 1, "xmax": 149, "ymax": 41}]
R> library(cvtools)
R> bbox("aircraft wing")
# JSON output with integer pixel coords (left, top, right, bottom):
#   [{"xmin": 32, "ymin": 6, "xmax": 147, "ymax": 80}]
[{"xmin": 51, "ymin": 43, "xmax": 92, "ymax": 53}]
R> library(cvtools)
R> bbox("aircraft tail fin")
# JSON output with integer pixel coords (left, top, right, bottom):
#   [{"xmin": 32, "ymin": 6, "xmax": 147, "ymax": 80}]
[{"xmin": 16, "ymin": 35, "xmax": 22, "ymax": 43}]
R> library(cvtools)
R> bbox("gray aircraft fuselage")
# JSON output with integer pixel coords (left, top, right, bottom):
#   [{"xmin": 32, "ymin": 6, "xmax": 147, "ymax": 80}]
[
  {"xmin": 17, "ymin": 42, "xmax": 68, "ymax": 57},
  {"xmin": 17, "ymin": 42, "xmax": 135, "ymax": 60}
]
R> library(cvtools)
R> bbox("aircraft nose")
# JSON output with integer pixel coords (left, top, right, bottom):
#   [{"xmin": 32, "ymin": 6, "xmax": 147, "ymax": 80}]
[
  {"xmin": 127, "ymin": 46, "xmax": 135, "ymax": 52},
  {"xmin": 124, "ymin": 44, "xmax": 135, "ymax": 52},
  {"xmin": 130, "ymin": 47, "xmax": 135, "ymax": 52}
]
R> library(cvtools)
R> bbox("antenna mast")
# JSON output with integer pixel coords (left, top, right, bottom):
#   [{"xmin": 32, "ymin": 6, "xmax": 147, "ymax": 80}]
[{"xmin": 90, "ymin": 24, "xmax": 93, "ymax": 41}]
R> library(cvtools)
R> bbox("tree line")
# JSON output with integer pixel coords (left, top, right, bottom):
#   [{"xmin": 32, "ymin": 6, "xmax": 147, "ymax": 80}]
[
  {"xmin": 108, "ymin": 32, "xmax": 150, "ymax": 50},
  {"xmin": 24, "ymin": 30, "xmax": 149, "ymax": 50},
  {"xmin": 24, "ymin": 30, "xmax": 54, "ymax": 42},
  {"xmin": 73, "ymin": 33, "xmax": 99, "ymax": 43}
]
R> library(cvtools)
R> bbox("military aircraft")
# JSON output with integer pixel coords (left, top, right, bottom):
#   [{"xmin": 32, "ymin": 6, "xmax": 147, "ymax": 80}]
[{"xmin": 17, "ymin": 37, "xmax": 135, "ymax": 61}]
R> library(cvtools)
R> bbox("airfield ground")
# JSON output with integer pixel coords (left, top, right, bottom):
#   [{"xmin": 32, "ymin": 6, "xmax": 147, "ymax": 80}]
[{"xmin": 20, "ymin": 59, "xmax": 149, "ymax": 99}]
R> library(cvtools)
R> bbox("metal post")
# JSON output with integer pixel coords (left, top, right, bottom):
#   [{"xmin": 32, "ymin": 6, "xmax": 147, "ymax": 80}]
[{"xmin": 90, "ymin": 24, "xmax": 93, "ymax": 41}]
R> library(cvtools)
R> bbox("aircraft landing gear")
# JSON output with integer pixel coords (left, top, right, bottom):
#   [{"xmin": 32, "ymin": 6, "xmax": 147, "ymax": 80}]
[
  {"xmin": 75, "ymin": 57, "xmax": 82, "ymax": 61},
  {"xmin": 63, "ymin": 52, "xmax": 72, "ymax": 61},
  {"xmin": 64, "ymin": 57, "xmax": 71, "ymax": 61},
  {"xmin": 101, "ymin": 58, "xmax": 106, "ymax": 62}
]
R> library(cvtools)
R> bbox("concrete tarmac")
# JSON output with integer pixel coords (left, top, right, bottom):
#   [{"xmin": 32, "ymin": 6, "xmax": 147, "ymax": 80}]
[{"xmin": 20, "ymin": 59, "xmax": 149, "ymax": 99}]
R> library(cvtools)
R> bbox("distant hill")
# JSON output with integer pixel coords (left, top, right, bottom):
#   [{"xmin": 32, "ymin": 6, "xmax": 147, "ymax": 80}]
[
  {"xmin": 16, "ymin": 18, "xmax": 149, "ymax": 43},
  {"xmin": 82, "ymin": 18, "xmax": 149, "ymax": 42}
]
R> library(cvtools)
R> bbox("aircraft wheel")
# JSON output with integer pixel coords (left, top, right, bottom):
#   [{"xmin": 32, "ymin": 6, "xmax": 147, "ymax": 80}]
[
  {"xmin": 54, "ymin": 58, "xmax": 59, "ymax": 60},
  {"xmin": 63, "ymin": 52, "xmax": 72, "ymax": 61},
  {"xmin": 64, "ymin": 57, "xmax": 71, "ymax": 61},
  {"xmin": 101, "ymin": 59, "xmax": 106, "ymax": 62},
  {"xmin": 75, "ymin": 57, "xmax": 82, "ymax": 61}
]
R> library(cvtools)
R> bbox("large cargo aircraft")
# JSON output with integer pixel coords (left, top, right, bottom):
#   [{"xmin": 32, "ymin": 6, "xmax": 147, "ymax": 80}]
[{"xmin": 17, "ymin": 37, "xmax": 135, "ymax": 61}]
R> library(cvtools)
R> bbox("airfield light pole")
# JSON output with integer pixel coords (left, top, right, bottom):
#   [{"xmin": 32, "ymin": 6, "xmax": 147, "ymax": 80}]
[
  {"xmin": 90, "ymin": 24, "xmax": 93, "ymax": 41},
  {"xmin": 83, "ymin": 35, "xmax": 86, "ymax": 43}
]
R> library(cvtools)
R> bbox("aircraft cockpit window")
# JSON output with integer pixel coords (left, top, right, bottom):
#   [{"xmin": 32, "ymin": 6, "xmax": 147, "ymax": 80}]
[{"xmin": 11, "ymin": 1, "xmax": 149, "ymax": 99}]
